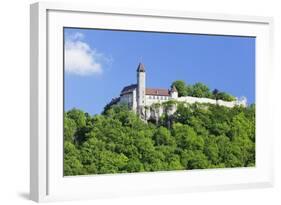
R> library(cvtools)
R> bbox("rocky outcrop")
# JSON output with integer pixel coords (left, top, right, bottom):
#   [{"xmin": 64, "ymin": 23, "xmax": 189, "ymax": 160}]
[{"xmin": 140, "ymin": 101, "xmax": 177, "ymax": 123}]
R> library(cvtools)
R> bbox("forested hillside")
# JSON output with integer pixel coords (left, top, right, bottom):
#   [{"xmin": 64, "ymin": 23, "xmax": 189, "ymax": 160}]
[{"xmin": 64, "ymin": 102, "xmax": 255, "ymax": 176}]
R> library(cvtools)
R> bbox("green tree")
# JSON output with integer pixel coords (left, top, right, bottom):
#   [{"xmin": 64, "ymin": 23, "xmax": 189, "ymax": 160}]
[
  {"xmin": 64, "ymin": 141, "xmax": 84, "ymax": 176},
  {"xmin": 64, "ymin": 115, "xmax": 77, "ymax": 142},
  {"xmin": 66, "ymin": 108, "xmax": 86, "ymax": 128},
  {"xmin": 98, "ymin": 151, "xmax": 129, "ymax": 174},
  {"xmin": 125, "ymin": 158, "xmax": 145, "ymax": 172},
  {"xmin": 153, "ymin": 126, "xmax": 175, "ymax": 146},
  {"xmin": 172, "ymin": 123, "xmax": 204, "ymax": 151},
  {"xmin": 190, "ymin": 82, "xmax": 212, "ymax": 98},
  {"xmin": 181, "ymin": 150, "xmax": 209, "ymax": 169},
  {"xmin": 204, "ymin": 136, "xmax": 219, "ymax": 164},
  {"xmin": 216, "ymin": 92, "xmax": 236, "ymax": 102},
  {"xmin": 171, "ymin": 80, "xmax": 187, "ymax": 97}
]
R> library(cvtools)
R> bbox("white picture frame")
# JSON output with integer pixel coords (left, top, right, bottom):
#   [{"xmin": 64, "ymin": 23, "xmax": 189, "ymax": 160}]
[{"xmin": 30, "ymin": 2, "xmax": 274, "ymax": 202}]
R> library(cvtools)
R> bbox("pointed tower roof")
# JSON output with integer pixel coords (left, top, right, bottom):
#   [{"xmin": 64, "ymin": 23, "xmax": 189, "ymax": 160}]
[
  {"xmin": 171, "ymin": 85, "xmax": 178, "ymax": 92},
  {"xmin": 137, "ymin": 63, "xmax": 145, "ymax": 72}
]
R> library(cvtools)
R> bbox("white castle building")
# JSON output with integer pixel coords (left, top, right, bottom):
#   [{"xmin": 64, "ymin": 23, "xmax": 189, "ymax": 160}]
[{"xmin": 115, "ymin": 63, "xmax": 247, "ymax": 117}]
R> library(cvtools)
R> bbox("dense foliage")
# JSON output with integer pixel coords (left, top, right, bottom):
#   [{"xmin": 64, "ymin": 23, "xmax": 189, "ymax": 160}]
[
  {"xmin": 171, "ymin": 80, "xmax": 236, "ymax": 101},
  {"xmin": 64, "ymin": 102, "xmax": 255, "ymax": 176}
]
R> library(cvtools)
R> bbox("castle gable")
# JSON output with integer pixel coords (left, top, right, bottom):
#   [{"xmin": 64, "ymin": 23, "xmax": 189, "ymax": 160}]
[{"xmin": 121, "ymin": 84, "xmax": 137, "ymax": 95}]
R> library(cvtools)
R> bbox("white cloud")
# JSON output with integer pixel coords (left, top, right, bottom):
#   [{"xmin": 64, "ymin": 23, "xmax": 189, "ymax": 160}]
[{"xmin": 64, "ymin": 32, "xmax": 111, "ymax": 76}]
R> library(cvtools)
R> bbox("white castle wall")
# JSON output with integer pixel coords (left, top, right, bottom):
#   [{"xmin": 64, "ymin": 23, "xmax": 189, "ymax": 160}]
[
  {"xmin": 176, "ymin": 96, "xmax": 246, "ymax": 108},
  {"xmin": 141, "ymin": 96, "xmax": 246, "ymax": 122},
  {"xmin": 119, "ymin": 90, "xmax": 138, "ymax": 112},
  {"xmin": 120, "ymin": 92, "xmax": 246, "ymax": 117},
  {"xmin": 119, "ymin": 94, "xmax": 132, "ymax": 105},
  {"xmin": 132, "ymin": 90, "xmax": 137, "ymax": 112},
  {"xmin": 145, "ymin": 95, "xmax": 171, "ymax": 106},
  {"xmin": 144, "ymin": 95, "xmax": 246, "ymax": 108}
]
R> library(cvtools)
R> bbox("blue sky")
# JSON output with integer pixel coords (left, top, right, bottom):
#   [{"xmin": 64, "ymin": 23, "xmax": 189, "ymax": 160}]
[{"xmin": 64, "ymin": 28, "xmax": 255, "ymax": 115}]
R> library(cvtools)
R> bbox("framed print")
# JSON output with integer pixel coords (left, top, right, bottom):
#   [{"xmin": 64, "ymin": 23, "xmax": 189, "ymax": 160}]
[{"xmin": 30, "ymin": 2, "xmax": 274, "ymax": 202}]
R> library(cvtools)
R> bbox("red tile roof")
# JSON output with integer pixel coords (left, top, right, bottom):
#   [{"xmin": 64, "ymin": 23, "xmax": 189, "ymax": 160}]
[
  {"xmin": 146, "ymin": 88, "xmax": 170, "ymax": 96},
  {"xmin": 120, "ymin": 84, "xmax": 171, "ymax": 97}
]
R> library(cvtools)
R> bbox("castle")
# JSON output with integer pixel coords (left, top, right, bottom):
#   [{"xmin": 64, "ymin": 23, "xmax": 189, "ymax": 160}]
[{"xmin": 114, "ymin": 63, "xmax": 247, "ymax": 119}]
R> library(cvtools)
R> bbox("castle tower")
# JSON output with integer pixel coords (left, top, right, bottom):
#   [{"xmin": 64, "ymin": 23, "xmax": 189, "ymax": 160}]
[
  {"xmin": 170, "ymin": 85, "xmax": 178, "ymax": 99},
  {"xmin": 137, "ymin": 63, "xmax": 146, "ymax": 114}
]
